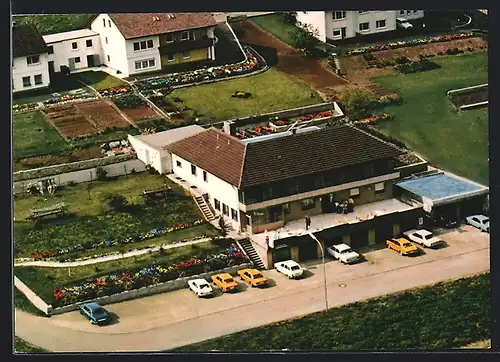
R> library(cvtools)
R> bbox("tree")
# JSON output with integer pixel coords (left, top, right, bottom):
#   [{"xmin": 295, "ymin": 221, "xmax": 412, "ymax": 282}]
[
  {"xmin": 282, "ymin": 12, "xmax": 297, "ymax": 25},
  {"xmin": 217, "ymin": 216, "xmax": 230, "ymax": 237},
  {"xmin": 338, "ymin": 86, "xmax": 378, "ymax": 121},
  {"xmin": 291, "ymin": 23, "xmax": 320, "ymax": 55},
  {"xmin": 95, "ymin": 166, "xmax": 108, "ymax": 181},
  {"xmin": 103, "ymin": 193, "xmax": 129, "ymax": 212}
]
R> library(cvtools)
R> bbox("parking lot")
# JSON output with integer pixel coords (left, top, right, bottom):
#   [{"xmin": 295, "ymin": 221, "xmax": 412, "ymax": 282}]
[{"xmin": 46, "ymin": 225, "xmax": 489, "ymax": 336}]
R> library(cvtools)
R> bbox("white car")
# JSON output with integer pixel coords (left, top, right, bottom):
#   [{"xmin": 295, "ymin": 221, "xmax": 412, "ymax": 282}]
[
  {"xmin": 327, "ymin": 243, "xmax": 360, "ymax": 264},
  {"xmin": 396, "ymin": 18, "xmax": 413, "ymax": 29},
  {"xmin": 187, "ymin": 278, "xmax": 213, "ymax": 297},
  {"xmin": 274, "ymin": 260, "xmax": 304, "ymax": 279},
  {"xmin": 403, "ymin": 229, "xmax": 442, "ymax": 248},
  {"xmin": 466, "ymin": 215, "xmax": 490, "ymax": 233}
]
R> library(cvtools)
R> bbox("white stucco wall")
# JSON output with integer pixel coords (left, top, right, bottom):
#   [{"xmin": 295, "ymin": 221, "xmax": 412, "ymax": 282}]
[
  {"xmin": 171, "ymin": 153, "xmax": 241, "ymax": 231},
  {"xmin": 296, "ymin": 11, "xmax": 327, "ymax": 43},
  {"xmin": 12, "ymin": 53, "xmax": 50, "ymax": 93},
  {"xmin": 127, "ymin": 135, "xmax": 168, "ymax": 173},
  {"xmin": 125, "ymin": 36, "xmax": 162, "ymax": 76},
  {"xmin": 396, "ymin": 10, "xmax": 425, "ymax": 20},
  {"xmin": 91, "ymin": 14, "xmax": 129, "ymax": 76},
  {"xmin": 46, "ymin": 35, "xmax": 102, "ymax": 72}
]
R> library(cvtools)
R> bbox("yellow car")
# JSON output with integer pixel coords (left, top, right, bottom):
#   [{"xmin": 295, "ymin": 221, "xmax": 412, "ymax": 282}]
[
  {"xmin": 386, "ymin": 238, "xmax": 419, "ymax": 256},
  {"xmin": 211, "ymin": 273, "xmax": 239, "ymax": 293},
  {"xmin": 238, "ymin": 268, "xmax": 268, "ymax": 287}
]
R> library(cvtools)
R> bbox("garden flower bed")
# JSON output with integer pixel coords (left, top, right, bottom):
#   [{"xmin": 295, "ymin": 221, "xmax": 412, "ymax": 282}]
[
  {"xmin": 29, "ymin": 220, "xmax": 205, "ymax": 261},
  {"xmin": 395, "ymin": 59, "xmax": 441, "ymax": 74},
  {"xmin": 43, "ymin": 93, "xmax": 97, "ymax": 106},
  {"xmin": 51, "ymin": 242, "xmax": 250, "ymax": 307},
  {"xmin": 98, "ymin": 86, "xmax": 132, "ymax": 97},
  {"xmin": 345, "ymin": 32, "xmax": 475, "ymax": 56},
  {"xmin": 135, "ymin": 47, "xmax": 262, "ymax": 91},
  {"xmin": 357, "ymin": 113, "xmax": 393, "ymax": 124},
  {"xmin": 12, "ymin": 102, "xmax": 41, "ymax": 114}
]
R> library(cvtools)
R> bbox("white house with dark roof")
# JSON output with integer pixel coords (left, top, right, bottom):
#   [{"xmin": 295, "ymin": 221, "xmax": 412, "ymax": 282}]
[
  {"xmin": 12, "ymin": 23, "xmax": 50, "ymax": 93},
  {"xmin": 42, "ymin": 29, "xmax": 103, "ymax": 74},
  {"xmin": 90, "ymin": 13, "xmax": 218, "ymax": 77}
]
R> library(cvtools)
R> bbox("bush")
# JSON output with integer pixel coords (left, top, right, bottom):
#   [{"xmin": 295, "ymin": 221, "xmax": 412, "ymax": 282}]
[
  {"xmin": 102, "ymin": 193, "xmax": 129, "ymax": 212},
  {"xmin": 446, "ymin": 47, "xmax": 464, "ymax": 55},
  {"xmin": 338, "ymin": 86, "xmax": 377, "ymax": 121},
  {"xmin": 282, "ymin": 12, "xmax": 297, "ymax": 25},
  {"xmin": 95, "ymin": 166, "xmax": 108, "ymax": 181},
  {"xmin": 437, "ymin": 51, "xmax": 444, "ymax": 56},
  {"xmin": 113, "ymin": 94, "xmax": 147, "ymax": 109},
  {"xmin": 362, "ymin": 53, "xmax": 375, "ymax": 61},
  {"xmin": 145, "ymin": 164, "xmax": 159, "ymax": 175},
  {"xmin": 396, "ymin": 59, "xmax": 441, "ymax": 74}
]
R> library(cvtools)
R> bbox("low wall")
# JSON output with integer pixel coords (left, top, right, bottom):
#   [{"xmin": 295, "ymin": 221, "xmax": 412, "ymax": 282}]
[
  {"xmin": 395, "ymin": 162, "xmax": 429, "ymax": 178},
  {"xmin": 14, "ymin": 276, "xmax": 52, "ymax": 316},
  {"xmin": 447, "ymin": 83, "xmax": 488, "ymax": 96},
  {"xmin": 13, "ymin": 159, "xmax": 146, "ymax": 195},
  {"xmin": 459, "ymin": 101, "xmax": 489, "ymax": 111},
  {"xmin": 50, "ymin": 262, "xmax": 252, "ymax": 316}
]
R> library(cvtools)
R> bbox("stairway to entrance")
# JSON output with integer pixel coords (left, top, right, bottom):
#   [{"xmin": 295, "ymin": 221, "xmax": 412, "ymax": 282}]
[
  {"xmin": 238, "ymin": 238, "xmax": 265, "ymax": 269},
  {"xmin": 193, "ymin": 194, "xmax": 216, "ymax": 222}
]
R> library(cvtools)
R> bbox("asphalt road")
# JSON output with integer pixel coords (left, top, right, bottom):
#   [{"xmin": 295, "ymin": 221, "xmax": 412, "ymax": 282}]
[{"xmin": 14, "ymin": 226, "xmax": 490, "ymax": 352}]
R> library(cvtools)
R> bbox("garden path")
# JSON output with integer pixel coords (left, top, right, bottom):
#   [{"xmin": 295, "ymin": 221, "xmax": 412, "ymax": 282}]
[{"xmin": 14, "ymin": 237, "xmax": 213, "ymax": 268}]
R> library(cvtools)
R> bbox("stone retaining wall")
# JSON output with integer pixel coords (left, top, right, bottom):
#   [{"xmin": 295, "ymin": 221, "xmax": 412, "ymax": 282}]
[{"xmin": 50, "ymin": 262, "xmax": 252, "ymax": 316}]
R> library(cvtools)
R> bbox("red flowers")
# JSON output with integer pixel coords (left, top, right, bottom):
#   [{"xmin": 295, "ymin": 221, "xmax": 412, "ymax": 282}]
[
  {"xmin": 358, "ymin": 113, "xmax": 393, "ymax": 124},
  {"xmin": 299, "ymin": 111, "xmax": 333, "ymax": 122}
]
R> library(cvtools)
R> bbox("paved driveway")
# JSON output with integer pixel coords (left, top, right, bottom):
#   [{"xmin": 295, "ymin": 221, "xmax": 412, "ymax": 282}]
[{"xmin": 15, "ymin": 225, "xmax": 489, "ymax": 352}]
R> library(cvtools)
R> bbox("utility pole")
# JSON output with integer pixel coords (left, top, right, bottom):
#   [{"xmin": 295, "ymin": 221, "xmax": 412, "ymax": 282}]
[{"xmin": 308, "ymin": 232, "xmax": 328, "ymax": 312}]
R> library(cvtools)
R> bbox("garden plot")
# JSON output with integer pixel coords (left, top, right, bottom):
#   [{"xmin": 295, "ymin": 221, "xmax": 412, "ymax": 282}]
[
  {"xmin": 111, "ymin": 94, "xmax": 161, "ymax": 123},
  {"xmin": 44, "ymin": 100, "xmax": 133, "ymax": 139},
  {"xmin": 449, "ymin": 86, "xmax": 488, "ymax": 109}
]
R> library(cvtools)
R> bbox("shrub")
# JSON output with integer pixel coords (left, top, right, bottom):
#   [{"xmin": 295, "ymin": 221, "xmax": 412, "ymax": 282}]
[
  {"xmin": 396, "ymin": 59, "xmax": 441, "ymax": 74},
  {"xmin": 446, "ymin": 47, "xmax": 464, "ymax": 55},
  {"xmin": 467, "ymin": 47, "xmax": 474, "ymax": 52},
  {"xmin": 437, "ymin": 51, "xmax": 444, "ymax": 56},
  {"xmin": 338, "ymin": 86, "xmax": 377, "ymax": 121},
  {"xmin": 95, "ymin": 166, "xmax": 108, "ymax": 181},
  {"xmin": 113, "ymin": 94, "xmax": 146, "ymax": 109},
  {"xmin": 282, "ymin": 12, "xmax": 297, "ymax": 25},
  {"xmin": 145, "ymin": 164, "xmax": 159, "ymax": 175},
  {"xmin": 362, "ymin": 53, "xmax": 375, "ymax": 61},
  {"xmin": 102, "ymin": 193, "xmax": 129, "ymax": 212}
]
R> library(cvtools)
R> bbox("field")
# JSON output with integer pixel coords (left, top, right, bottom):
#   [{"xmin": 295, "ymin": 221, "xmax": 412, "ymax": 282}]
[
  {"xmin": 44, "ymin": 100, "xmax": 133, "ymax": 139},
  {"xmin": 167, "ymin": 68, "xmax": 321, "ymax": 122},
  {"xmin": 12, "ymin": 14, "xmax": 96, "ymax": 35},
  {"xmin": 173, "ymin": 273, "xmax": 490, "ymax": 351},
  {"xmin": 250, "ymin": 13, "xmax": 301, "ymax": 47},
  {"xmin": 373, "ymin": 52, "xmax": 489, "ymax": 185},
  {"xmin": 13, "ymin": 173, "xmax": 214, "ymax": 257},
  {"xmin": 13, "ymin": 111, "xmax": 68, "ymax": 159}
]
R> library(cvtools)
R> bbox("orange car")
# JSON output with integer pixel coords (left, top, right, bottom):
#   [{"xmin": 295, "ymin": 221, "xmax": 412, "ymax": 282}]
[
  {"xmin": 238, "ymin": 268, "xmax": 268, "ymax": 287},
  {"xmin": 386, "ymin": 237, "xmax": 419, "ymax": 256},
  {"xmin": 211, "ymin": 273, "xmax": 239, "ymax": 293}
]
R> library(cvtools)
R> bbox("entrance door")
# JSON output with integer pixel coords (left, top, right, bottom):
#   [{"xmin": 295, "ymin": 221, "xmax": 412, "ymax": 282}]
[
  {"xmin": 321, "ymin": 194, "xmax": 334, "ymax": 213},
  {"xmin": 68, "ymin": 58, "xmax": 76, "ymax": 71},
  {"xmin": 48, "ymin": 61, "xmax": 55, "ymax": 75},
  {"xmin": 87, "ymin": 54, "xmax": 95, "ymax": 68},
  {"xmin": 341, "ymin": 27, "xmax": 347, "ymax": 39},
  {"xmin": 299, "ymin": 242, "xmax": 318, "ymax": 262}
]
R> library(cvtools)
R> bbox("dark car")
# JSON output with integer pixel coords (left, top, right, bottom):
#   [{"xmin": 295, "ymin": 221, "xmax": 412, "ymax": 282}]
[
  {"xmin": 432, "ymin": 214, "xmax": 459, "ymax": 228},
  {"xmin": 78, "ymin": 302, "xmax": 111, "ymax": 326}
]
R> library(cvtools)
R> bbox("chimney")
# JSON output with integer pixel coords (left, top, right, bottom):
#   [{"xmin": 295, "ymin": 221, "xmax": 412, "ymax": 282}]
[{"xmin": 223, "ymin": 120, "xmax": 237, "ymax": 136}]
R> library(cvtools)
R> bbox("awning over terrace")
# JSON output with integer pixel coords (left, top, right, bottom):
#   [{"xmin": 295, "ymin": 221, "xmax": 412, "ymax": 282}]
[{"xmin": 394, "ymin": 171, "xmax": 489, "ymax": 212}]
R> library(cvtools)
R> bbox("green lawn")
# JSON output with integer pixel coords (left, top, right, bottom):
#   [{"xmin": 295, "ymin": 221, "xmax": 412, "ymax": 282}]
[
  {"xmin": 173, "ymin": 273, "xmax": 490, "ymax": 351},
  {"xmin": 373, "ymin": 52, "xmax": 489, "ymax": 185},
  {"xmin": 15, "ymin": 239, "xmax": 231, "ymax": 306},
  {"xmin": 12, "ymin": 14, "xmax": 96, "ymax": 35},
  {"xmin": 13, "ymin": 112, "xmax": 69, "ymax": 159},
  {"xmin": 168, "ymin": 68, "xmax": 321, "ymax": 122},
  {"xmin": 75, "ymin": 71, "xmax": 127, "ymax": 90},
  {"xmin": 14, "ymin": 336, "xmax": 49, "ymax": 353},
  {"xmin": 251, "ymin": 13, "xmax": 301, "ymax": 47},
  {"xmin": 13, "ymin": 173, "xmax": 213, "ymax": 257}
]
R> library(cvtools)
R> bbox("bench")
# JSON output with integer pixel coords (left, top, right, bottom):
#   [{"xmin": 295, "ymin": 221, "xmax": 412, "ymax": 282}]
[
  {"xmin": 29, "ymin": 202, "xmax": 68, "ymax": 220},
  {"xmin": 141, "ymin": 186, "xmax": 173, "ymax": 201}
]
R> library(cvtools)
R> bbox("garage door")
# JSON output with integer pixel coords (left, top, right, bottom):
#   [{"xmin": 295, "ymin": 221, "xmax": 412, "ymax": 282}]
[
  {"xmin": 376, "ymin": 223, "xmax": 393, "ymax": 243},
  {"xmin": 324, "ymin": 235, "xmax": 343, "ymax": 248},
  {"xmin": 299, "ymin": 242, "xmax": 318, "ymax": 262},
  {"xmin": 350, "ymin": 230, "xmax": 369, "ymax": 248},
  {"xmin": 272, "ymin": 247, "xmax": 291, "ymax": 263}
]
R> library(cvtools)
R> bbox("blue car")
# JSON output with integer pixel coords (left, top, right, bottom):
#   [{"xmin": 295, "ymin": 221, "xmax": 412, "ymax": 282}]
[{"xmin": 78, "ymin": 302, "xmax": 111, "ymax": 326}]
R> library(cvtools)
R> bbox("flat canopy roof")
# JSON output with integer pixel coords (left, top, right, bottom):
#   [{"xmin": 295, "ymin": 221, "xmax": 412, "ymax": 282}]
[{"xmin": 395, "ymin": 172, "xmax": 488, "ymax": 206}]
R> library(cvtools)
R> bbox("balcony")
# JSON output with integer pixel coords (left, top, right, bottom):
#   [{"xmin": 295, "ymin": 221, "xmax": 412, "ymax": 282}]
[{"xmin": 159, "ymin": 37, "xmax": 215, "ymax": 54}]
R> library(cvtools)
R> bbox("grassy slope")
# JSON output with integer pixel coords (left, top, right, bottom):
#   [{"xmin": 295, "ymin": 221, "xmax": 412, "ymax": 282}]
[
  {"xmin": 169, "ymin": 68, "xmax": 321, "ymax": 122},
  {"xmin": 13, "ymin": 112, "xmax": 68, "ymax": 159},
  {"xmin": 75, "ymin": 71, "xmax": 127, "ymax": 90},
  {"xmin": 251, "ymin": 13, "xmax": 300, "ymax": 47},
  {"xmin": 12, "ymin": 14, "xmax": 96, "ymax": 35},
  {"xmin": 173, "ymin": 273, "xmax": 490, "ymax": 351},
  {"xmin": 373, "ymin": 52, "xmax": 489, "ymax": 185},
  {"xmin": 14, "ymin": 336, "xmax": 49, "ymax": 353}
]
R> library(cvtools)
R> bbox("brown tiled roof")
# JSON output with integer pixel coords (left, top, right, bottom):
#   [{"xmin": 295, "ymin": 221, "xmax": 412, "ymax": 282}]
[
  {"xmin": 12, "ymin": 24, "xmax": 48, "ymax": 58},
  {"xmin": 165, "ymin": 128, "xmax": 246, "ymax": 187},
  {"xmin": 107, "ymin": 13, "xmax": 217, "ymax": 39},
  {"xmin": 166, "ymin": 126, "xmax": 403, "ymax": 188}
]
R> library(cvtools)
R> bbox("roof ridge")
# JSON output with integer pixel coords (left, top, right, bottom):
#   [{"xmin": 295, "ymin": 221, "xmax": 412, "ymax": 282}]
[
  {"xmin": 162, "ymin": 126, "xmax": 210, "ymax": 151},
  {"xmin": 238, "ymin": 143, "xmax": 248, "ymax": 188},
  {"xmin": 351, "ymin": 125, "xmax": 405, "ymax": 153}
]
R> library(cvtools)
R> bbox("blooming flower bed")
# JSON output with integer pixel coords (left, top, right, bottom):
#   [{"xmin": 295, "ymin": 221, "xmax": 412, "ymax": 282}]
[
  {"xmin": 52, "ymin": 242, "xmax": 250, "ymax": 306},
  {"xmin": 357, "ymin": 113, "xmax": 393, "ymax": 124},
  {"xmin": 98, "ymin": 86, "xmax": 132, "ymax": 97},
  {"xmin": 30, "ymin": 220, "xmax": 205, "ymax": 261},
  {"xmin": 299, "ymin": 111, "xmax": 334, "ymax": 122},
  {"xmin": 345, "ymin": 32, "xmax": 475, "ymax": 56},
  {"xmin": 43, "ymin": 93, "xmax": 96, "ymax": 105},
  {"xmin": 12, "ymin": 102, "xmax": 40, "ymax": 114},
  {"xmin": 395, "ymin": 59, "xmax": 441, "ymax": 74},
  {"xmin": 135, "ymin": 47, "xmax": 261, "ymax": 91}
]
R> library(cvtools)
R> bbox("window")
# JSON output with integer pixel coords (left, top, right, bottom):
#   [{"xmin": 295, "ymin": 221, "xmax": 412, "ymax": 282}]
[
  {"xmin": 167, "ymin": 53, "xmax": 175, "ymax": 62},
  {"xmin": 375, "ymin": 182, "xmax": 385, "ymax": 193},
  {"xmin": 358, "ymin": 10, "xmax": 369, "ymax": 14},
  {"xmin": 191, "ymin": 164, "xmax": 197, "ymax": 176},
  {"xmin": 181, "ymin": 31, "xmax": 189, "ymax": 40},
  {"xmin": 418, "ymin": 217, "xmax": 424, "ymax": 225},
  {"xmin": 283, "ymin": 203, "xmax": 290, "ymax": 215},
  {"xmin": 183, "ymin": 51, "xmax": 190, "ymax": 59},
  {"xmin": 135, "ymin": 59, "xmax": 155, "ymax": 70},
  {"xmin": 176, "ymin": 160, "xmax": 182, "ymax": 168},
  {"xmin": 34, "ymin": 74, "xmax": 43, "ymax": 85},
  {"xmin": 134, "ymin": 40, "xmax": 154, "ymax": 51},
  {"xmin": 105, "ymin": 37, "xmax": 108, "ymax": 44},
  {"xmin": 376, "ymin": 20, "xmax": 386, "ymax": 28},
  {"xmin": 86, "ymin": 39, "xmax": 93, "ymax": 47},
  {"xmin": 400, "ymin": 10, "xmax": 405, "ymax": 15},
  {"xmin": 22, "ymin": 76, "xmax": 31, "ymax": 87},
  {"xmin": 74, "ymin": 57, "xmax": 81, "ymax": 63},
  {"xmin": 203, "ymin": 171, "xmax": 207, "ymax": 182},
  {"xmin": 148, "ymin": 59, "xmax": 155, "ymax": 67},
  {"xmin": 166, "ymin": 34, "xmax": 174, "ymax": 43},
  {"xmin": 332, "ymin": 11, "xmax": 346, "ymax": 20},
  {"xmin": 103, "ymin": 18, "xmax": 106, "ymax": 27},
  {"xmin": 147, "ymin": 39, "xmax": 154, "ymax": 48},
  {"xmin": 301, "ymin": 198, "xmax": 315, "ymax": 211},
  {"xmin": 333, "ymin": 28, "xmax": 341, "ymax": 37},
  {"xmin": 108, "ymin": 20, "xmax": 111, "ymax": 27},
  {"xmin": 222, "ymin": 204, "xmax": 229, "ymax": 216},
  {"xmin": 350, "ymin": 188, "xmax": 360, "ymax": 197},
  {"xmin": 407, "ymin": 10, "xmax": 411, "ymax": 15},
  {"xmin": 214, "ymin": 199, "xmax": 221, "ymax": 211},
  {"xmin": 47, "ymin": 45, "xmax": 54, "ymax": 54},
  {"xmin": 413, "ymin": 10, "xmax": 418, "ymax": 14},
  {"xmin": 26, "ymin": 55, "xmax": 40, "ymax": 65},
  {"xmin": 72, "ymin": 42, "xmax": 78, "ymax": 50},
  {"xmin": 231, "ymin": 208, "xmax": 238, "ymax": 221},
  {"xmin": 107, "ymin": 55, "xmax": 110, "ymax": 62},
  {"xmin": 359, "ymin": 22, "xmax": 370, "ymax": 31}
]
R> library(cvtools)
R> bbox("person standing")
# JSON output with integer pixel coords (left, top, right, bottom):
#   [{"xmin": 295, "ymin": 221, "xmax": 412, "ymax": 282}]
[{"xmin": 305, "ymin": 215, "xmax": 311, "ymax": 230}]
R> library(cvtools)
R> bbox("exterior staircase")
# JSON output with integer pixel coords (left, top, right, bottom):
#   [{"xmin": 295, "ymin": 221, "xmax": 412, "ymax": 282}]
[
  {"xmin": 192, "ymin": 194, "xmax": 216, "ymax": 222},
  {"xmin": 238, "ymin": 238, "xmax": 265, "ymax": 269}
]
